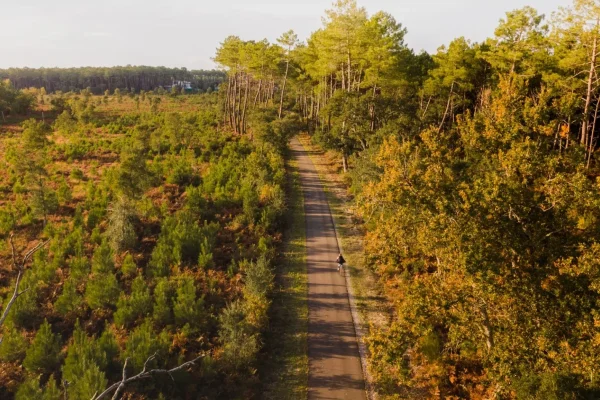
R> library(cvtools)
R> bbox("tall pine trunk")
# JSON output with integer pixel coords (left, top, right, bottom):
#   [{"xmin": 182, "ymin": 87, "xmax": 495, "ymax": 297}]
[
  {"xmin": 278, "ymin": 59, "xmax": 290, "ymax": 119},
  {"xmin": 582, "ymin": 35, "xmax": 598, "ymax": 146}
]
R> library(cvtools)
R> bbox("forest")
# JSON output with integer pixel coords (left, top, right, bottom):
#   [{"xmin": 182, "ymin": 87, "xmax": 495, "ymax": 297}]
[
  {"xmin": 3, "ymin": 0, "xmax": 600, "ymax": 398},
  {"xmin": 0, "ymin": 67, "xmax": 225, "ymax": 94}
]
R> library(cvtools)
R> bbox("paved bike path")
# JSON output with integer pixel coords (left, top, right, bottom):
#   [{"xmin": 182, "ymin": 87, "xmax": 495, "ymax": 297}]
[{"xmin": 291, "ymin": 138, "xmax": 366, "ymax": 400}]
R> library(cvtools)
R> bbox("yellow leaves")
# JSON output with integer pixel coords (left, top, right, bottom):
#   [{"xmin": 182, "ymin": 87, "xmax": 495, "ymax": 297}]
[
  {"xmin": 458, "ymin": 189, "xmax": 471, "ymax": 211},
  {"xmin": 540, "ymin": 276, "xmax": 557, "ymax": 291},
  {"xmin": 258, "ymin": 184, "xmax": 274, "ymax": 203},
  {"xmin": 560, "ymin": 123, "xmax": 570, "ymax": 139}
]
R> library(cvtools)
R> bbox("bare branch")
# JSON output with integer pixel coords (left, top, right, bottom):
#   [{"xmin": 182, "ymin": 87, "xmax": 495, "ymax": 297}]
[
  {"xmin": 0, "ymin": 237, "xmax": 50, "ymax": 339},
  {"xmin": 9, "ymin": 234, "xmax": 17, "ymax": 271},
  {"xmin": 22, "ymin": 240, "xmax": 50, "ymax": 266},
  {"xmin": 0, "ymin": 269, "xmax": 24, "ymax": 328},
  {"xmin": 92, "ymin": 354, "xmax": 205, "ymax": 400},
  {"xmin": 111, "ymin": 358, "xmax": 129, "ymax": 400}
]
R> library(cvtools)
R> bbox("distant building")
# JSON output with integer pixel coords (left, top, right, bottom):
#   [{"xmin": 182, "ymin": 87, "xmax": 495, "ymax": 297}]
[
  {"xmin": 174, "ymin": 80, "xmax": 193, "ymax": 90},
  {"xmin": 163, "ymin": 80, "xmax": 194, "ymax": 92}
]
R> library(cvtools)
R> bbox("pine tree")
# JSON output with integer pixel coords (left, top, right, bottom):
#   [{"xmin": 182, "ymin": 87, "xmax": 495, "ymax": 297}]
[
  {"xmin": 57, "ymin": 176, "xmax": 72, "ymax": 205},
  {"xmin": 62, "ymin": 322, "xmax": 110, "ymax": 400},
  {"xmin": 114, "ymin": 275, "xmax": 152, "ymax": 327},
  {"xmin": 125, "ymin": 319, "xmax": 170, "ymax": 371},
  {"xmin": 0, "ymin": 322, "xmax": 28, "ymax": 362},
  {"xmin": 106, "ymin": 197, "xmax": 138, "ymax": 253},
  {"xmin": 15, "ymin": 375, "xmax": 61, "ymax": 400},
  {"xmin": 173, "ymin": 275, "xmax": 205, "ymax": 330},
  {"xmin": 121, "ymin": 253, "xmax": 137, "ymax": 277},
  {"xmin": 218, "ymin": 301, "xmax": 258, "ymax": 368},
  {"xmin": 72, "ymin": 363, "xmax": 108, "ymax": 400},
  {"xmin": 23, "ymin": 319, "xmax": 61, "ymax": 373},
  {"xmin": 8, "ymin": 283, "xmax": 39, "ymax": 328},
  {"xmin": 55, "ymin": 277, "xmax": 82, "ymax": 316},
  {"xmin": 85, "ymin": 240, "xmax": 120, "ymax": 309},
  {"xmin": 152, "ymin": 278, "xmax": 173, "ymax": 326}
]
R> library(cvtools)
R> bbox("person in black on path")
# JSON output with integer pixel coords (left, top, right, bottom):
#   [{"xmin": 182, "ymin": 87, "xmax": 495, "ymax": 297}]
[{"xmin": 336, "ymin": 253, "xmax": 346, "ymax": 271}]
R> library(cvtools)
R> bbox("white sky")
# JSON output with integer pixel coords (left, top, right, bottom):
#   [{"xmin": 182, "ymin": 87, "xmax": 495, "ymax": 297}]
[{"xmin": 0, "ymin": 0, "xmax": 571, "ymax": 69}]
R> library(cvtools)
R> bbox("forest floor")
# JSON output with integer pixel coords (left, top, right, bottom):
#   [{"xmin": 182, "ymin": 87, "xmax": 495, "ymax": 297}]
[{"xmin": 260, "ymin": 154, "xmax": 309, "ymax": 399}]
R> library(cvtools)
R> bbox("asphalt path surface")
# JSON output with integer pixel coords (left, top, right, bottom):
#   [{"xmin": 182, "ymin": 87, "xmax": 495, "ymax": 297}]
[{"xmin": 291, "ymin": 138, "xmax": 366, "ymax": 400}]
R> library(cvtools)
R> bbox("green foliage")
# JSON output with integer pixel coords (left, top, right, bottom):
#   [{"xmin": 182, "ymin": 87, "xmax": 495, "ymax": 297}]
[
  {"xmin": 0, "ymin": 322, "xmax": 28, "ymax": 362},
  {"xmin": 0, "ymin": 80, "xmax": 35, "ymax": 116},
  {"xmin": 173, "ymin": 275, "xmax": 206, "ymax": 330},
  {"xmin": 29, "ymin": 178, "xmax": 59, "ymax": 224},
  {"xmin": 23, "ymin": 320, "xmax": 61, "ymax": 373},
  {"xmin": 243, "ymin": 255, "xmax": 274, "ymax": 300},
  {"xmin": 15, "ymin": 375, "xmax": 61, "ymax": 400},
  {"xmin": 152, "ymin": 278, "xmax": 174, "ymax": 326},
  {"xmin": 57, "ymin": 176, "xmax": 72, "ymax": 205},
  {"xmin": 53, "ymin": 110, "xmax": 77, "ymax": 134},
  {"xmin": 115, "ymin": 148, "xmax": 153, "ymax": 199},
  {"xmin": 218, "ymin": 301, "xmax": 259, "ymax": 369},
  {"xmin": 71, "ymin": 363, "xmax": 108, "ymax": 400},
  {"xmin": 54, "ymin": 277, "xmax": 82, "ymax": 316},
  {"xmin": 148, "ymin": 211, "xmax": 219, "ymax": 277},
  {"xmin": 62, "ymin": 322, "xmax": 110, "ymax": 399},
  {"xmin": 121, "ymin": 253, "xmax": 138, "ymax": 277},
  {"xmin": 184, "ymin": 185, "xmax": 207, "ymax": 219},
  {"xmin": 124, "ymin": 319, "xmax": 170, "ymax": 372},
  {"xmin": 8, "ymin": 284, "xmax": 39, "ymax": 329},
  {"xmin": 85, "ymin": 240, "xmax": 120, "ymax": 309},
  {"xmin": 22, "ymin": 119, "xmax": 51, "ymax": 150},
  {"xmin": 114, "ymin": 275, "xmax": 152, "ymax": 327}
]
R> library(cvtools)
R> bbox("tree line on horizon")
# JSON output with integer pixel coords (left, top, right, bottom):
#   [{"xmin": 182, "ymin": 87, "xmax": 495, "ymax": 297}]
[{"xmin": 0, "ymin": 66, "xmax": 225, "ymax": 94}]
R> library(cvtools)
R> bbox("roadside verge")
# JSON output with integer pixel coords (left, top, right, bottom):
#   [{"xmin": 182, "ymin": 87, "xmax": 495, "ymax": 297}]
[{"xmin": 260, "ymin": 156, "xmax": 309, "ymax": 399}]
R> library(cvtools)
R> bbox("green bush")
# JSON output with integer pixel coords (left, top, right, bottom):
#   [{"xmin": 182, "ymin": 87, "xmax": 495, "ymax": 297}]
[
  {"xmin": 57, "ymin": 177, "xmax": 72, "ymax": 205},
  {"xmin": 0, "ymin": 206, "xmax": 16, "ymax": 235},
  {"xmin": 53, "ymin": 110, "xmax": 77, "ymax": 134},
  {"xmin": 86, "ymin": 206, "xmax": 104, "ymax": 230},
  {"xmin": 242, "ymin": 255, "xmax": 273, "ymax": 300},
  {"xmin": 148, "ymin": 212, "xmax": 218, "ymax": 277},
  {"xmin": 71, "ymin": 168, "xmax": 84, "ymax": 181},
  {"xmin": 69, "ymin": 363, "xmax": 108, "ymax": 400}
]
